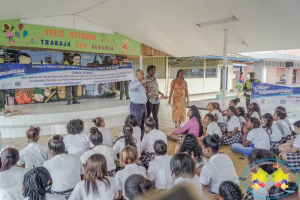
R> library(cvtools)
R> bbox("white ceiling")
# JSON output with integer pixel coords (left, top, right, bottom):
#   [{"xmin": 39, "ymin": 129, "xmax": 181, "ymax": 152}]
[{"xmin": 1, "ymin": 0, "xmax": 300, "ymax": 57}]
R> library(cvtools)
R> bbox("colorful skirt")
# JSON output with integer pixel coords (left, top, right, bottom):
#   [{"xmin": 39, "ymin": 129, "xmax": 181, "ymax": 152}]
[
  {"xmin": 221, "ymin": 132, "xmax": 242, "ymax": 145},
  {"xmin": 138, "ymin": 152, "xmax": 156, "ymax": 170},
  {"xmin": 286, "ymin": 151, "xmax": 300, "ymax": 171}
]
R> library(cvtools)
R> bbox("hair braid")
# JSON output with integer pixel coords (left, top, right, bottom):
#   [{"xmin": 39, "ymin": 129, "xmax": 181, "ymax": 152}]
[
  {"xmin": 219, "ymin": 181, "xmax": 243, "ymax": 200},
  {"xmin": 227, "ymin": 183, "xmax": 242, "ymax": 199}
]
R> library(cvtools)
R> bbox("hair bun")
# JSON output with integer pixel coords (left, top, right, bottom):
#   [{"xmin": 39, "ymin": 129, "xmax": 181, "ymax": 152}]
[
  {"xmin": 235, "ymin": 98, "xmax": 240, "ymax": 102},
  {"xmin": 36, "ymin": 127, "xmax": 41, "ymax": 132},
  {"xmin": 212, "ymin": 134, "xmax": 221, "ymax": 143},
  {"xmin": 90, "ymin": 127, "xmax": 99, "ymax": 135},
  {"xmin": 52, "ymin": 135, "xmax": 63, "ymax": 142},
  {"xmin": 92, "ymin": 119, "xmax": 96, "ymax": 123}
]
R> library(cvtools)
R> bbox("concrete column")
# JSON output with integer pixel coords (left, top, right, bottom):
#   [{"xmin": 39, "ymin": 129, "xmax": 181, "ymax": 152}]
[
  {"xmin": 165, "ymin": 57, "xmax": 169, "ymax": 96},
  {"xmin": 253, "ymin": 62, "xmax": 264, "ymax": 82},
  {"xmin": 139, "ymin": 55, "xmax": 143, "ymax": 70},
  {"xmin": 285, "ymin": 66, "xmax": 290, "ymax": 84}
]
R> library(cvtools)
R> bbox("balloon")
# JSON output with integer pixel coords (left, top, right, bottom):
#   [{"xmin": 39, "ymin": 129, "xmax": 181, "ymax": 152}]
[
  {"xmin": 18, "ymin": 24, "xmax": 24, "ymax": 31},
  {"xmin": 15, "ymin": 32, "xmax": 20, "ymax": 38},
  {"xmin": 23, "ymin": 30, "xmax": 28, "ymax": 38}
]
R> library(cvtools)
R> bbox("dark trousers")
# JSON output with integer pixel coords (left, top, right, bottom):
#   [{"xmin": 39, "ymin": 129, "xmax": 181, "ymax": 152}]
[
  {"xmin": 130, "ymin": 102, "xmax": 147, "ymax": 139},
  {"xmin": 146, "ymin": 100, "xmax": 160, "ymax": 129},
  {"xmin": 0, "ymin": 90, "xmax": 6, "ymax": 111},
  {"xmin": 120, "ymin": 81, "xmax": 130, "ymax": 99},
  {"xmin": 66, "ymin": 86, "xmax": 78, "ymax": 103}
]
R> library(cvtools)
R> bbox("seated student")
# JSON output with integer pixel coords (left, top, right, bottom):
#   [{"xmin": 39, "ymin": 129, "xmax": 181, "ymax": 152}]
[
  {"xmin": 139, "ymin": 117, "xmax": 167, "ymax": 170},
  {"xmin": 218, "ymin": 181, "xmax": 243, "ymax": 200},
  {"xmin": 246, "ymin": 102, "xmax": 261, "ymax": 121},
  {"xmin": 231, "ymin": 117, "xmax": 270, "ymax": 156},
  {"xmin": 69, "ymin": 154, "xmax": 118, "ymax": 200},
  {"xmin": 200, "ymin": 135, "xmax": 239, "ymax": 195},
  {"xmin": 18, "ymin": 126, "xmax": 51, "ymax": 168},
  {"xmin": 80, "ymin": 127, "xmax": 117, "ymax": 176},
  {"xmin": 92, "ymin": 117, "xmax": 113, "ymax": 147},
  {"xmin": 43, "ymin": 135, "xmax": 84, "ymax": 197},
  {"xmin": 262, "ymin": 113, "xmax": 282, "ymax": 152},
  {"xmin": 23, "ymin": 166, "xmax": 65, "ymax": 200},
  {"xmin": 0, "ymin": 147, "xmax": 29, "ymax": 200},
  {"xmin": 64, "ymin": 119, "xmax": 90, "ymax": 156},
  {"xmin": 269, "ymin": 181, "xmax": 299, "ymax": 200},
  {"xmin": 221, "ymin": 98, "xmax": 240, "ymax": 116},
  {"xmin": 125, "ymin": 174, "xmax": 154, "ymax": 200},
  {"xmin": 206, "ymin": 102, "xmax": 225, "ymax": 133},
  {"xmin": 275, "ymin": 106, "xmax": 292, "ymax": 130},
  {"xmin": 175, "ymin": 134, "xmax": 207, "ymax": 176},
  {"xmin": 148, "ymin": 140, "xmax": 173, "ymax": 190},
  {"xmin": 168, "ymin": 153, "xmax": 202, "ymax": 198},
  {"xmin": 114, "ymin": 124, "xmax": 138, "ymax": 156},
  {"xmin": 198, "ymin": 114, "xmax": 222, "ymax": 145},
  {"xmin": 221, "ymin": 107, "xmax": 242, "ymax": 146},
  {"xmin": 279, "ymin": 120, "xmax": 300, "ymax": 171},
  {"xmin": 169, "ymin": 105, "xmax": 203, "ymax": 143},
  {"xmin": 273, "ymin": 110, "xmax": 293, "ymax": 143},
  {"xmin": 236, "ymin": 107, "xmax": 247, "ymax": 128},
  {"xmin": 244, "ymin": 149, "xmax": 277, "ymax": 200},
  {"xmin": 115, "ymin": 146, "xmax": 147, "ymax": 200}
]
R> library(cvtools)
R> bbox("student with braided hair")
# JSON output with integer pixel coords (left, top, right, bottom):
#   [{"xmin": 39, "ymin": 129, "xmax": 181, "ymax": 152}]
[
  {"xmin": 23, "ymin": 166, "xmax": 65, "ymax": 200},
  {"xmin": 114, "ymin": 124, "xmax": 139, "ymax": 156},
  {"xmin": 0, "ymin": 147, "xmax": 28, "ymax": 200},
  {"xmin": 218, "ymin": 181, "xmax": 243, "ymax": 200},
  {"xmin": 92, "ymin": 117, "xmax": 113, "ymax": 147},
  {"xmin": 18, "ymin": 126, "xmax": 52, "ymax": 168}
]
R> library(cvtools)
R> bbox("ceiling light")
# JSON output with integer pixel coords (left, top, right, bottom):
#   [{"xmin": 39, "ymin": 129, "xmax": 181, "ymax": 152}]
[{"xmin": 196, "ymin": 16, "xmax": 239, "ymax": 27}]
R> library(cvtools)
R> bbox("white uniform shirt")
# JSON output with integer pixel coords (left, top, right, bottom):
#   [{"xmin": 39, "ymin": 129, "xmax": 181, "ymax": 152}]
[
  {"xmin": 141, "ymin": 129, "xmax": 167, "ymax": 153},
  {"xmin": 24, "ymin": 194, "xmax": 66, "ymax": 200},
  {"xmin": 80, "ymin": 145, "xmax": 116, "ymax": 171},
  {"xmin": 69, "ymin": 177, "xmax": 118, "ymax": 200},
  {"xmin": 115, "ymin": 163, "xmax": 146, "ymax": 200},
  {"xmin": 64, "ymin": 133, "xmax": 90, "ymax": 157},
  {"xmin": 238, "ymin": 116, "xmax": 246, "ymax": 128},
  {"xmin": 147, "ymin": 155, "xmax": 173, "ymax": 189},
  {"xmin": 117, "ymin": 127, "xmax": 141, "ymax": 155},
  {"xmin": 276, "ymin": 120, "xmax": 291, "ymax": 137},
  {"xmin": 98, "ymin": 127, "xmax": 113, "ymax": 147},
  {"xmin": 43, "ymin": 154, "xmax": 84, "ymax": 192},
  {"xmin": 284, "ymin": 118, "xmax": 292, "ymax": 128},
  {"xmin": 246, "ymin": 127, "xmax": 270, "ymax": 149},
  {"xmin": 264, "ymin": 124, "xmax": 282, "ymax": 142},
  {"xmin": 18, "ymin": 142, "xmax": 52, "ymax": 168},
  {"xmin": 206, "ymin": 122, "xmax": 222, "ymax": 138},
  {"xmin": 113, "ymin": 138, "xmax": 141, "ymax": 156},
  {"xmin": 293, "ymin": 135, "xmax": 300, "ymax": 148},
  {"xmin": 200, "ymin": 153, "xmax": 239, "ymax": 194},
  {"xmin": 168, "ymin": 175, "xmax": 202, "ymax": 197},
  {"xmin": 226, "ymin": 115, "xmax": 241, "ymax": 132},
  {"xmin": 249, "ymin": 111, "xmax": 260, "ymax": 120},
  {"xmin": 0, "ymin": 166, "xmax": 29, "ymax": 200},
  {"xmin": 211, "ymin": 109, "xmax": 223, "ymax": 123}
]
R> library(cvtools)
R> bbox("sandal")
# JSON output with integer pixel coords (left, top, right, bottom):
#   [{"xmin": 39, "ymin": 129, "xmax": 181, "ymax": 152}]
[{"xmin": 167, "ymin": 135, "xmax": 176, "ymax": 141}]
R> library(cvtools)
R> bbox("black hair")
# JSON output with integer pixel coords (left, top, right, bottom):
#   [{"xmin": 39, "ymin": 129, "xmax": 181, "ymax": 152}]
[
  {"xmin": 237, "ymin": 107, "xmax": 246, "ymax": 121},
  {"xmin": 0, "ymin": 147, "xmax": 19, "ymax": 172},
  {"xmin": 247, "ymin": 102, "xmax": 261, "ymax": 119},
  {"xmin": 230, "ymin": 98, "xmax": 240, "ymax": 106},
  {"xmin": 115, "ymin": 124, "xmax": 137, "ymax": 148},
  {"xmin": 203, "ymin": 134, "xmax": 221, "ymax": 153},
  {"xmin": 147, "ymin": 65, "xmax": 156, "ymax": 72},
  {"xmin": 262, "ymin": 113, "xmax": 273, "ymax": 135},
  {"xmin": 228, "ymin": 106, "xmax": 237, "ymax": 116},
  {"xmin": 145, "ymin": 117, "xmax": 156, "ymax": 130},
  {"xmin": 248, "ymin": 149, "xmax": 276, "ymax": 175},
  {"xmin": 205, "ymin": 113, "xmax": 214, "ymax": 122},
  {"xmin": 212, "ymin": 102, "xmax": 222, "ymax": 112},
  {"xmin": 124, "ymin": 174, "xmax": 153, "ymax": 200},
  {"xmin": 153, "ymin": 140, "xmax": 167, "ymax": 156},
  {"xmin": 269, "ymin": 181, "xmax": 298, "ymax": 199},
  {"xmin": 189, "ymin": 105, "xmax": 203, "ymax": 137},
  {"xmin": 293, "ymin": 120, "xmax": 300, "ymax": 128},
  {"xmin": 276, "ymin": 106, "xmax": 286, "ymax": 113},
  {"xmin": 219, "ymin": 181, "xmax": 243, "ymax": 200},
  {"xmin": 275, "ymin": 110, "xmax": 287, "ymax": 120},
  {"xmin": 179, "ymin": 134, "xmax": 204, "ymax": 164},
  {"xmin": 16, "ymin": 53, "xmax": 32, "ymax": 64},
  {"xmin": 249, "ymin": 117, "xmax": 261, "ymax": 129},
  {"xmin": 26, "ymin": 126, "xmax": 41, "ymax": 140},
  {"xmin": 176, "ymin": 69, "xmax": 184, "ymax": 78},
  {"xmin": 170, "ymin": 153, "xmax": 195, "ymax": 179},
  {"xmin": 89, "ymin": 127, "xmax": 103, "ymax": 146},
  {"xmin": 125, "ymin": 115, "xmax": 138, "ymax": 127},
  {"xmin": 48, "ymin": 135, "xmax": 65, "ymax": 155},
  {"xmin": 66, "ymin": 119, "xmax": 84, "ymax": 135},
  {"xmin": 73, "ymin": 53, "xmax": 81, "ymax": 58},
  {"xmin": 22, "ymin": 167, "xmax": 52, "ymax": 200}
]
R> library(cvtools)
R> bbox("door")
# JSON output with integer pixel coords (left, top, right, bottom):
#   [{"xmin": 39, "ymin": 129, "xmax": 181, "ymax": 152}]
[{"xmin": 293, "ymin": 70, "xmax": 297, "ymax": 83}]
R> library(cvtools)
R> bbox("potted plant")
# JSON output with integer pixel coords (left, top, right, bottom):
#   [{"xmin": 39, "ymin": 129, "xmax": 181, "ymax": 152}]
[
  {"xmin": 235, "ymin": 83, "xmax": 244, "ymax": 98},
  {"xmin": 216, "ymin": 90, "xmax": 222, "ymax": 100}
]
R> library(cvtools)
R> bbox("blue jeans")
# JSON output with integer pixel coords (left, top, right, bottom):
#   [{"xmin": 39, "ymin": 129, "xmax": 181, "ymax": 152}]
[{"xmin": 232, "ymin": 143, "xmax": 255, "ymax": 157}]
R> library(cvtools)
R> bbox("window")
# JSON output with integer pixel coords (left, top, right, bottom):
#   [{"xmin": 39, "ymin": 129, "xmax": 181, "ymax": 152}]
[
  {"xmin": 205, "ymin": 68, "xmax": 217, "ymax": 78},
  {"xmin": 184, "ymin": 69, "xmax": 203, "ymax": 77}
]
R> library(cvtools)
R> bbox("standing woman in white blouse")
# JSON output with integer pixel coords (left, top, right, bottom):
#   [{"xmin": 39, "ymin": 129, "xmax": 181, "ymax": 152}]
[
  {"xmin": 64, "ymin": 119, "xmax": 90, "ymax": 157},
  {"xmin": 0, "ymin": 147, "xmax": 29, "ymax": 200}
]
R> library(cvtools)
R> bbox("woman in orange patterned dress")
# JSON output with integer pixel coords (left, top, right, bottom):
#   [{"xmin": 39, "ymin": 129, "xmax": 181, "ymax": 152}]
[{"xmin": 168, "ymin": 69, "xmax": 189, "ymax": 128}]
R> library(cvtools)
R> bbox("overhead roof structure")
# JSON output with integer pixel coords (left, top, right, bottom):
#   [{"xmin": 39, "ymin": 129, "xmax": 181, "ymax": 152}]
[{"xmin": 1, "ymin": 0, "xmax": 300, "ymax": 57}]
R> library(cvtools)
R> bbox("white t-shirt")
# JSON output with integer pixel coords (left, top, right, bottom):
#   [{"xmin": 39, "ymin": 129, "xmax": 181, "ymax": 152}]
[
  {"xmin": 238, "ymin": 116, "xmax": 246, "ymax": 127},
  {"xmin": 284, "ymin": 118, "xmax": 292, "ymax": 128},
  {"xmin": 147, "ymin": 155, "xmax": 173, "ymax": 190},
  {"xmin": 69, "ymin": 177, "xmax": 118, "ymax": 200},
  {"xmin": 64, "ymin": 133, "xmax": 90, "ymax": 157},
  {"xmin": 24, "ymin": 194, "xmax": 66, "ymax": 200},
  {"xmin": 43, "ymin": 154, "xmax": 84, "ymax": 192},
  {"xmin": 141, "ymin": 129, "xmax": 167, "ymax": 153},
  {"xmin": 206, "ymin": 122, "xmax": 222, "ymax": 138},
  {"xmin": 113, "ymin": 137, "xmax": 141, "ymax": 156},
  {"xmin": 18, "ymin": 142, "xmax": 52, "ymax": 168},
  {"xmin": 0, "ymin": 166, "xmax": 29, "ymax": 200},
  {"xmin": 117, "ymin": 128, "xmax": 141, "ymax": 155},
  {"xmin": 80, "ymin": 145, "xmax": 116, "ymax": 171},
  {"xmin": 246, "ymin": 127, "xmax": 270, "ymax": 149},
  {"xmin": 98, "ymin": 127, "xmax": 113, "ymax": 147},
  {"xmin": 211, "ymin": 109, "xmax": 223, "ymax": 123},
  {"xmin": 249, "ymin": 111, "xmax": 260, "ymax": 120},
  {"xmin": 200, "ymin": 153, "xmax": 239, "ymax": 194},
  {"xmin": 264, "ymin": 124, "xmax": 282, "ymax": 142},
  {"xmin": 276, "ymin": 120, "xmax": 291, "ymax": 137},
  {"xmin": 226, "ymin": 115, "xmax": 241, "ymax": 132},
  {"xmin": 115, "ymin": 163, "xmax": 146, "ymax": 200},
  {"xmin": 293, "ymin": 135, "xmax": 300, "ymax": 148},
  {"xmin": 168, "ymin": 175, "xmax": 202, "ymax": 197}
]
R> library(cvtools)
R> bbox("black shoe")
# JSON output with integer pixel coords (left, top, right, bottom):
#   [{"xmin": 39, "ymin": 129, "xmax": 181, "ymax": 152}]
[
  {"xmin": 67, "ymin": 102, "xmax": 71, "ymax": 105},
  {"xmin": 126, "ymin": 97, "xmax": 130, "ymax": 100},
  {"xmin": 73, "ymin": 101, "xmax": 80, "ymax": 104},
  {"xmin": 167, "ymin": 135, "xmax": 176, "ymax": 141},
  {"xmin": 120, "ymin": 98, "xmax": 123, "ymax": 100}
]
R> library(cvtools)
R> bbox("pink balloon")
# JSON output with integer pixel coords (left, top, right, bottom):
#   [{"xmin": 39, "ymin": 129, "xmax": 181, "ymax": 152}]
[{"xmin": 18, "ymin": 24, "xmax": 24, "ymax": 31}]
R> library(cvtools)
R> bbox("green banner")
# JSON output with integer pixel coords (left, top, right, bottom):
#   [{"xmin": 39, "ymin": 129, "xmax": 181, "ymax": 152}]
[{"xmin": 0, "ymin": 20, "xmax": 141, "ymax": 55}]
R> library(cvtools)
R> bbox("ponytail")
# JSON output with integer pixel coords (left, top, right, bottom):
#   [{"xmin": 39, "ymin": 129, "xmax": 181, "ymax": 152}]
[
  {"xmin": 262, "ymin": 113, "xmax": 273, "ymax": 135},
  {"xmin": 115, "ymin": 124, "xmax": 137, "ymax": 148},
  {"xmin": 219, "ymin": 181, "xmax": 243, "ymax": 200},
  {"xmin": 0, "ymin": 147, "xmax": 19, "ymax": 172}
]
